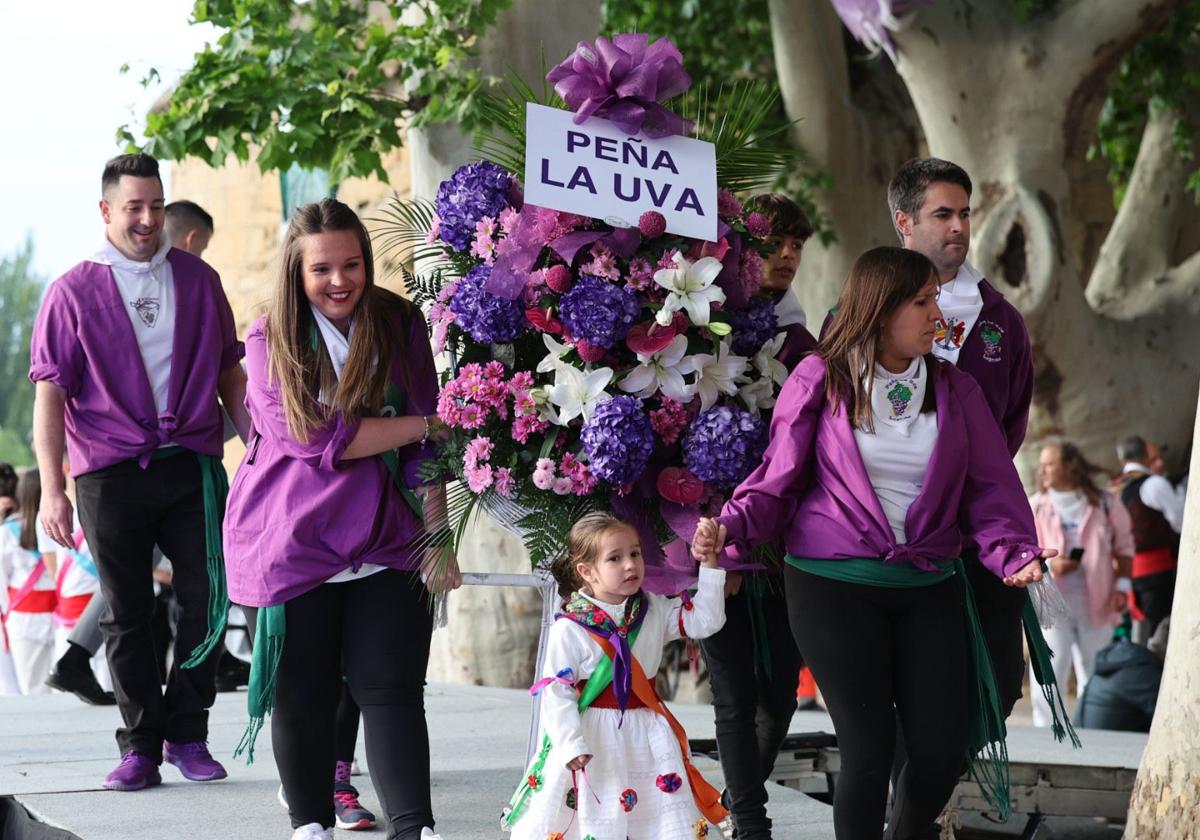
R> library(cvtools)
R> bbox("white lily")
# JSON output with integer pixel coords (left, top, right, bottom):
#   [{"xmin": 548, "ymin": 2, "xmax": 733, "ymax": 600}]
[
  {"xmin": 653, "ymin": 253, "xmax": 726, "ymax": 327},
  {"xmin": 545, "ymin": 364, "xmax": 614, "ymax": 425},
  {"xmin": 738, "ymin": 377, "xmax": 776, "ymax": 415},
  {"xmin": 618, "ymin": 334, "xmax": 696, "ymax": 403},
  {"xmin": 682, "ymin": 339, "xmax": 750, "ymax": 412},
  {"xmin": 752, "ymin": 332, "xmax": 789, "ymax": 389},
  {"xmin": 536, "ymin": 333, "xmax": 574, "ymax": 374}
]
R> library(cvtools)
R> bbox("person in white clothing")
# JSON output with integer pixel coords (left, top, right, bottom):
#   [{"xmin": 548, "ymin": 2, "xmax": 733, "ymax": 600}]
[
  {"xmin": 1029, "ymin": 442, "xmax": 1134, "ymax": 727},
  {"xmin": 504, "ymin": 511, "xmax": 730, "ymax": 839},
  {"xmin": 0, "ymin": 470, "xmax": 55, "ymax": 694}
]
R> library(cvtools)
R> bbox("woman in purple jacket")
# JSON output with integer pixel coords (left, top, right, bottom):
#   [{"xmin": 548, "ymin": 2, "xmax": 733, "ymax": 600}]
[
  {"xmin": 693, "ymin": 247, "xmax": 1052, "ymax": 840},
  {"xmin": 224, "ymin": 199, "xmax": 459, "ymax": 840}
]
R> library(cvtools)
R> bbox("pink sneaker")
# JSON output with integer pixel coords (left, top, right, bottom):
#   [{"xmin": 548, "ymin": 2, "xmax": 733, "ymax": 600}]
[
  {"xmin": 102, "ymin": 751, "xmax": 162, "ymax": 791},
  {"xmin": 163, "ymin": 740, "xmax": 228, "ymax": 782}
]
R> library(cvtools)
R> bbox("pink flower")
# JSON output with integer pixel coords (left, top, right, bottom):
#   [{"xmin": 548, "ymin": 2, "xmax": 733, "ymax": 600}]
[
  {"xmin": 638, "ymin": 211, "xmax": 667, "ymax": 238},
  {"xmin": 656, "ymin": 249, "xmax": 680, "ymax": 270},
  {"xmin": 625, "ymin": 257, "xmax": 654, "ymax": 291},
  {"xmin": 738, "ymin": 249, "xmax": 765, "ymax": 299},
  {"xmin": 552, "ymin": 476, "xmax": 574, "ymax": 496},
  {"xmin": 650, "ymin": 399, "xmax": 690, "ymax": 445},
  {"xmin": 466, "ymin": 436, "xmax": 494, "ymax": 466},
  {"xmin": 425, "ymin": 215, "xmax": 442, "ymax": 245},
  {"xmin": 510, "ymin": 371, "xmax": 534, "ymax": 393},
  {"xmin": 546, "ymin": 265, "xmax": 573, "ymax": 293},
  {"xmin": 656, "ymin": 467, "xmax": 706, "ymax": 505},
  {"xmin": 532, "ymin": 467, "xmax": 556, "ymax": 491},
  {"xmin": 583, "ymin": 246, "xmax": 620, "ymax": 281},
  {"xmin": 536, "ymin": 457, "xmax": 556, "ymax": 472},
  {"xmin": 494, "ymin": 467, "xmax": 515, "ymax": 497},
  {"xmin": 717, "ymin": 189, "xmax": 742, "ymax": 217},
  {"xmin": 575, "ymin": 340, "xmax": 607, "ymax": 363},
  {"xmin": 460, "ymin": 404, "xmax": 485, "ymax": 429},
  {"xmin": 746, "ymin": 212, "xmax": 770, "ymax": 238},
  {"xmin": 465, "ymin": 464, "xmax": 494, "ymax": 493},
  {"xmin": 498, "ymin": 207, "xmax": 519, "ymax": 234}
]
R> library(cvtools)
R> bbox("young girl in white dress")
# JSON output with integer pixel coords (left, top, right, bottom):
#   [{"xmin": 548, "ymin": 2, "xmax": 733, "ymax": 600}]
[{"xmin": 504, "ymin": 511, "xmax": 730, "ymax": 840}]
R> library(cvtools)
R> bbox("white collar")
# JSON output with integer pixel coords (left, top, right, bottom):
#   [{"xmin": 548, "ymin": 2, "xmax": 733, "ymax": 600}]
[
  {"xmin": 309, "ymin": 304, "xmax": 352, "ymax": 400},
  {"xmin": 944, "ymin": 260, "xmax": 984, "ymax": 297},
  {"xmin": 1122, "ymin": 462, "xmax": 1151, "ymax": 475},
  {"xmin": 89, "ymin": 237, "xmax": 170, "ymax": 273},
  {"xmin": 582, "ymin": 591, "xmax": 629, "ymax": 615},
  {"xmin": 774, "ymin": 288, "xmax": 808, "ymax": 328}
]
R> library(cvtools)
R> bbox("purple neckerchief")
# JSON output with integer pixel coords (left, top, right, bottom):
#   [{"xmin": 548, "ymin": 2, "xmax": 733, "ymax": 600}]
[{"xmin": 558, "ymin": 590, "xmax": 648, "ymax": 713}]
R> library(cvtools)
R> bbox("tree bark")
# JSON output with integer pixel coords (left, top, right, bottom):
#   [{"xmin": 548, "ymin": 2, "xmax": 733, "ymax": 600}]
[
  {"xmin": 410, "ymin": 0, "xmax": 601, "ymax": 687},
  {"xmin": 1124, "ymin": 394, "xmax": 1200, "ymax": 836}
]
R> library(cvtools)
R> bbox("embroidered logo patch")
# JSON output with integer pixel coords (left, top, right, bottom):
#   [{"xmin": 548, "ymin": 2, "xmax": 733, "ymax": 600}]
[
  {"xmin": 565, "ymin": 787, "xmax": 577, "ymax": 810},
  {"xmin": 886, "ymin": 381, "xmax": 914, "ymax": 420},
  {"xmin": 934, "ymin": 317, "xmax": 966, "ymax": 350},
  {"xmin": 979, "ymin": 320, "xmax": 1004, "ymax": 363},
  {"xmin": 619, "ymin": 789, "xmax": 638, "ymax": 811},
  {"xmin": 130, "ymin": 297, "xmax": 161, "ymax": 328}
]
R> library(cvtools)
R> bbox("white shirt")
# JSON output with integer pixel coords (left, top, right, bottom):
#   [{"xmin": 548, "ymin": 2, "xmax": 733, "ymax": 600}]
[
  {"xmin": 1122, "ymin": 463, "xmax": 1186, "ymax": 533},
  {"xmin": 0, "ymin": 518, "xmax": 54, "ymax": 643},
  {"xmin": 1047, "ymin": 488, "xmax": 1088, "ymax": 554},
  {"xmin": 855, "ymin": 359, "xmax": 939, "ymax": 543},
  {"xmin": 930, "ymin": 260, "xmax": 985, "ymax": 366},
  {"xmin": 774, "ymin": 288, "xmax": 808, "ymax": 328},
  {"xmin": 88, "ymin": 238, "xmax": 176, "ymax": 414}
]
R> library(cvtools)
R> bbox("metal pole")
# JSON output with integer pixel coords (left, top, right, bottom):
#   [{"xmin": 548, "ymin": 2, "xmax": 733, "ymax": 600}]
[{"xmin": 457, "ymin": 571, "xmax": 558, "ymax": 767}]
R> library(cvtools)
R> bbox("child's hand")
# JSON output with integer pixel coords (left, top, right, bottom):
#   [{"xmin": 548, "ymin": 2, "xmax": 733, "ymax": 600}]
[
  {"xmin": 691, "ymin": 518, "xmax": 726, "ymax": 568},
  {"xmin": 566, "ymin": 754, "xmax": 592, "ymax": 771}
]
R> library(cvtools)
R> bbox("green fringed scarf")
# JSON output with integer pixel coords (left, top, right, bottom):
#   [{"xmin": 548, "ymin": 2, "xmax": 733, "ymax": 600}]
[
  {"xmin": 786, "ymin": 555, "xmax": 1014, "ymax": 819},
  {"xmin": 151, "ymin": 448, "xmax": 230, "ymax": 670},
  {"xmin": 1024, "ymin": 596, "xmax": 1082, "ymax": 747}
]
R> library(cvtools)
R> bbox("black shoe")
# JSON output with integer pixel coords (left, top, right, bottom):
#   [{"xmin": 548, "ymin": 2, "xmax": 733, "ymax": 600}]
[
  {"xmin": 46, "ymin": 655, "xmax": 116, "ymax": 705},
  {"xmin": 214, "ymin": 651, "xmax": 250, "ymax": 692}
]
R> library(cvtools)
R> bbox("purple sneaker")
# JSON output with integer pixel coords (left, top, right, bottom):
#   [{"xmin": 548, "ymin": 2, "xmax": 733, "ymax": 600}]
[
  {"xmin": 103, "ymin": 751, "xmax": 162, "ymax": 791},
  {"xmin": 164, "ymin": 740, "xmax": 228, "ymax": 782}
]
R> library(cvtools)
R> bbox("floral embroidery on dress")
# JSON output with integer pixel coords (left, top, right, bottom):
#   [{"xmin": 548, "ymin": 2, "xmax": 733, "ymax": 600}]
[
  {"xmin": 619, "ymin": 788, "xmax": 638, "ymax": 811},
  {"xmin": 694, "ymin": 818, "xmax": 710, "ymax": 837},
  {"xmin": 657, "ymin": 772, "xmax": 683, "ymax": 793}
]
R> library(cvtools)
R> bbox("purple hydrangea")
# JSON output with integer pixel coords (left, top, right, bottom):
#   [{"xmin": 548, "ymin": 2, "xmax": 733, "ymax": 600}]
[
  {"xmin": 435, "ymin": 161, "xmax": 512, "ymax": 252},
  {"xmin": 683, "ymin": 406, "xmax": 768, "ymax": 489},
  {"xmin": 450, "ymin": 265, "xmax": 527, "ymax": 344},
  {"xmin": 727, "ymin": 297, "xmax": 779, "ymax": 356},
  {"xmin": 581, "ymin": 395, "xmax": 655, "ymax": 485},
  {"xmin": 558, "ymin": 274, "xmax": 641, "ymax": 349}
]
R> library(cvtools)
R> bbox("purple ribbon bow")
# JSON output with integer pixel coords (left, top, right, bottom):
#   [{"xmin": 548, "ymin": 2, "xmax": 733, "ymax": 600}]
[{"xmin": 546, "ymin": 33, "xmax": 694, "ymax": 139}]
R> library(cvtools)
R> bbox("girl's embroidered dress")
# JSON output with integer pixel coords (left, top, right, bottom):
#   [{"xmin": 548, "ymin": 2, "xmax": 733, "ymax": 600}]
[{"xmin": 506, "ymin": 566, "xmax": 727, "ymax": 840}]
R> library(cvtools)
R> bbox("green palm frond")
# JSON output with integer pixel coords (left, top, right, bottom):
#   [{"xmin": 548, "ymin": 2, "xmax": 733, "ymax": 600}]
[
  {"xmin": 515, "ymin": 493, "xmax": 601, "ymax": 571},
  {"xmin": 472, "ymin": 64, "xmax": 565, "ymax": 176},
  {"xmin": 682, "ymin": 81, "xmax": 798, "ymax": 194},
  {"xmin": 369, "ymin": 194, "xmax": 451, "ymax": 269}
]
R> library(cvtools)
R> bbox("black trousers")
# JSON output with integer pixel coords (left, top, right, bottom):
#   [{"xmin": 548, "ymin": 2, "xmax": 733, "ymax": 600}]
[
  {"xmin": 786, "ymin": 566, "xmax": 968, "ymax": 840},
  {"xmin": 962, "ymin": 549, "xmax": 1026, "ymax": 718},
  {"xmin": 75, "ymin": 452, "xmax": 220, "ymax": 760},
  {"xmin": 701, "ymin": 574, "xmax": 801, "ymax": 839},
  {"xmin": 336, "ymin": 681, "xmax": 361, "ymax": 764},
  {"xmin": 244, "ymin": 570, "xmax": 434, "ymax": 838},
  {"xmin": 1132, "ymin": 569, "xmax": 1175, "ymax": 638}
]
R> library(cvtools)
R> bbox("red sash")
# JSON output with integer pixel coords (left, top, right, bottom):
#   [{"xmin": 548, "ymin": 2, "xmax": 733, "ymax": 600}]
[
  {"xmin": 54, "ymin": 594, "xmax": 92, "ymax": 625},
  {"xmin": 591, "ymin": 634, "xmax": 728, "ymax": 825},
  {"xmin": 7, "ymin": 586, "xmax": 56, "ymax": 613}
]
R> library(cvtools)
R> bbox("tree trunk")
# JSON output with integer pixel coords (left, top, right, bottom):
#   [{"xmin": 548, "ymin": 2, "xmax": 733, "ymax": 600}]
[
  {"xmin": 409, "ymin": 0, "xmax": 601, "ymax": 687},
  {"xmin": 884, "ymin": 0, "xmax": 1198, "ymax": 479},
  {"xmin": 1124, "ymin": 394, "xmax": 1200, "ymax": 836}
]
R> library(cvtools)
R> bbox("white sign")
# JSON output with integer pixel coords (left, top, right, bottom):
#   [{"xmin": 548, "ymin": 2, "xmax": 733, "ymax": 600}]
[{"xmin": 523, "ymin": 103, "xmax": 718, "ymax": 242}]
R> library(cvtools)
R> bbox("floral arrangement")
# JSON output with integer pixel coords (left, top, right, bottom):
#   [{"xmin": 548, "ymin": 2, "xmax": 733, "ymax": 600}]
[{"xmin": 379, "ymin": 33, "xmax": 796, "ymax": 572}]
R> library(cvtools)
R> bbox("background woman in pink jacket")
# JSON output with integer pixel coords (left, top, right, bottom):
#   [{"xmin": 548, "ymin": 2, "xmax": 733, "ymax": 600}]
[{"xmin": 1029, "ymin": 441, "xmax": 1134, "ymax": 728}]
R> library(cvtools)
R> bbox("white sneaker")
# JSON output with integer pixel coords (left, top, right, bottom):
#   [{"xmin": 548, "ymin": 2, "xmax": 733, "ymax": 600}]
[
  {"xmin": 420, "ymin": 829, "xmax": 443, "ymax": 840},
  {"xmin": 290, "ymin": 823, "xmax": 332, "ymax": 840}
]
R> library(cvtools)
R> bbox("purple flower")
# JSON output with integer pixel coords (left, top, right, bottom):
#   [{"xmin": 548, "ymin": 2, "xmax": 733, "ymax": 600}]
[
  {"xmin": 450, "ymin": 265, "xmax": 527, "ymax": 344},
  {"xmin": 435, "ymin": 161, "xmax": 513, "ymax": 252},
  {"xmin": 727, "ymin": 296, "xmax": 779, "ymax": 356},
  {"xmin": 683, "ymin": 406, "xmax": 768, "ymax": 489},
  {"xmin": 581, "ymin": 396, "xmax": 655, "ymax": 485},
  {"xmin": 546, "ymin": 34, "xmax": 694, "ymax": 138},
  {"xmin": 559, "ymin": 274, "xmax": 641, "ymax": 349}
]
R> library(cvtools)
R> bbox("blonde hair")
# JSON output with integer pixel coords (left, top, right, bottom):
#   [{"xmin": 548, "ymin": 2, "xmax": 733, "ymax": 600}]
[
  {"xmin": 549, "ymin": 511, "xmax": 635, "ymax": 598},
  {"xmin": 266, "ymin": 199, "xmax": 414, "ymax": 442}
]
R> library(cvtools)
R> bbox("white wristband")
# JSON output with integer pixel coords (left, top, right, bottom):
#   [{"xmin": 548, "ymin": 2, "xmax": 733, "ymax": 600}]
[{"xmin": 1115, "ymin": 576, "xmax": 1132, "ymax": 594}]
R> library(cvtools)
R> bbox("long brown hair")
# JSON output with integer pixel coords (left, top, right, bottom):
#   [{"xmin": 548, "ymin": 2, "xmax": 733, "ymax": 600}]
[
  {"xmin": 16, "ymin": 469, "xmax": 40, "ymax": 551},
  {"xmin": 266, "ymin": 199, "xmax": 413, "ymax": 443},
  {"xmin": 1042, "ymin": 440, "xmax": 1106, "ymax": 505},
  {"xmin": 548, "ymin": 510, "xmax": 636, "ymax": 599},
  {"xmin": 820, "ymin": 246, "xmax": 939, "ymax": 432}
]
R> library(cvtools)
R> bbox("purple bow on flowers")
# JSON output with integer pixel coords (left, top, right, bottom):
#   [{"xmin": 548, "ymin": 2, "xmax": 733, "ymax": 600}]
[
  {"xmin": 560, "ymin": 591, "xmax": 648, "ymax": 714},
  {"xmin": 546, "ymin": 33, "xmax": 694, "ymax": 139}
]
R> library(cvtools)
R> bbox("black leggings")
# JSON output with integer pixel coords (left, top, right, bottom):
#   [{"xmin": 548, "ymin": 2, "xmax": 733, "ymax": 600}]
[
  {"xmin": 336, "ymin": 681, "xmax": 361, "ymax": 764},
  {"xmin": 785, "ymin": 566, "xmax": 968, "ymax": 840},
  {"xmin": 701, "ymin": 573, "xmax": 801, "ymax": 839},
  {"xmin": 245, "ymin": 569, "xmax": 434, "ymax": 838}
]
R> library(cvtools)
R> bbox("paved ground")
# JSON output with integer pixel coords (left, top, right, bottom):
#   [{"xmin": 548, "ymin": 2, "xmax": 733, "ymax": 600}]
[{"xmin": 3, "ymin": 686, "xmax": 836, "ymax": 840}]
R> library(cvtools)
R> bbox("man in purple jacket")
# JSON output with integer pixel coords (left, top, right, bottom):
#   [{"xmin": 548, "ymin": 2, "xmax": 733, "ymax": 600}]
[
  {"xmin": 888, "ymin": 157, "xmax": 1035, "ymax": 717},
  {"xmin": 31, "ymin": 153, "xmax": 250, "ymax": 791}
]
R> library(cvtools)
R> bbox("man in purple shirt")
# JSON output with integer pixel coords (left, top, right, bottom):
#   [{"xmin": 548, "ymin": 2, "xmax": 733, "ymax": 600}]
[
  {"xmin": 31, "ymin": 154, "xmax": 250, "ymax": 791},
  {"xmin": 887, "ymin": 158, "xmax": 1035, "ymax": 720}
]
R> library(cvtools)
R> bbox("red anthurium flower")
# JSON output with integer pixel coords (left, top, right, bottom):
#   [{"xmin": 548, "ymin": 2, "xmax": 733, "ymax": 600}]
[
  {"xmin": 657, "ymin": 467, "xmax": 706, "ymax": 505},
  {"xmin": 626, "ymin": 320, "xmax": 678, "ymax": 356},
  {"xmin": 575, "ymin": 340, "xmax": 607, "ymax": 363},
  {"xmin": 525, "ymin": 306, "xmax": 564, "ymax": 334}
]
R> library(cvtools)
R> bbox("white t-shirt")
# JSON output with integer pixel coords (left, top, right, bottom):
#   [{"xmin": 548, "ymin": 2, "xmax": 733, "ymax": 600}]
[
  {"xmin": 1046, "ymin": 488, "xmax": 1089, "ymax": 596},
  {"xmin": 774, "ymin": 288, "xmax": 808, "ymax": 328},
  {"xmin": 931, "ymin": 261, "xmax": 985, "ymax": 365},
  {"xmin": 88, "ymin": 238, "xmax": 176, "ymax": 414},
  {"xmin": 854, "ymin": 358, "xmax": 939, "ymax": 544}
]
